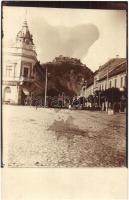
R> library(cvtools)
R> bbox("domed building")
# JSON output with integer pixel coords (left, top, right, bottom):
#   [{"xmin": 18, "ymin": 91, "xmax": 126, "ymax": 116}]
[{"xmin": 3, "ymin": 19, "xmax": 44, "ymax": 104}]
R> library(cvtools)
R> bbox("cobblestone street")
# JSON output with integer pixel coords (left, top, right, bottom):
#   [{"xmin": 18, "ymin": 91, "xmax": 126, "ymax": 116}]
[{"xmin": 3, "ymin": 105, "xmax": 126, "ymax": 167}]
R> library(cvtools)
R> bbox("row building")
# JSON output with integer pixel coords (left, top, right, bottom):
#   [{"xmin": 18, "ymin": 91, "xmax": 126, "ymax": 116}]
[{"xmin": 80, "ymin": 58, "xmax": 127, "ymax": 110}]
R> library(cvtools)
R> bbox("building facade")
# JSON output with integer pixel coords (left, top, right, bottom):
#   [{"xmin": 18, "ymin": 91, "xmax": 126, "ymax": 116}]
[
  {"xmin": 3, "ymin": 20, "xmax": 44, "ymax": 105},
  {"xmin": 80, "ymin": 58, "xmax": 127, "ymax": 104},
  {"xmin": 94, "ymin": 58, "xmax": 127, "ymax": 93}
]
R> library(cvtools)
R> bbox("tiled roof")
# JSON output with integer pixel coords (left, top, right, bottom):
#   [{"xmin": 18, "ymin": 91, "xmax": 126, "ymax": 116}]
[
  {"xmin": 98, "ymin": 58, "xmax": 127, "ymax": 81},
  {"xmin": 109, "ymin": 62, "xmax": 127, "ymax": 78},
  {"xmin": 86, "ymin": 58, "xmax": 127, "ymax": 88},
  {"xmin": 99, "ymin": 58, "xmax": 126, "ymax": 70}
]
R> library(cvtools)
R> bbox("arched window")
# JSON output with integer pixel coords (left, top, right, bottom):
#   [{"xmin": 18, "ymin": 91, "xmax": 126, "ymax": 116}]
[
  {"xmin": 4, "ymin": 87, "xmax": 11, "ymax": 93},
  {"xmin": 4, "ymin": 87, "xmax": 11, "ymax": 102}
]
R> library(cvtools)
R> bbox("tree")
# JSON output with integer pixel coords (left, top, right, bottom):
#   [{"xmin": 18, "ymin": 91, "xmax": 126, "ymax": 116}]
[{"xmin": 104, "ymin": 88, "xmax": 121, "ymax": 103}]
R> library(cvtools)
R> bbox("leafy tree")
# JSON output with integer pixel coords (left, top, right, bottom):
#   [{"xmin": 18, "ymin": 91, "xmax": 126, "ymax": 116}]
[{"xmin": 104, "ymin": 88, "xmax": 121, "ymax": 103}]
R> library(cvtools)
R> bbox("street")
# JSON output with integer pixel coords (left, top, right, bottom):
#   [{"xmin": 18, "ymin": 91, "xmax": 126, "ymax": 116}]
[{"xmin": 3, "ymin": 105, "xmax": 126, "ymax": 167}]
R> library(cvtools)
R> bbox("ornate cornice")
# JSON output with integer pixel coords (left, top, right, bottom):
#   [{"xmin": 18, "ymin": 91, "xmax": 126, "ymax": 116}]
[{"xmin": 8, "ymin": 52, "xmax": 37, "ymax": 61}]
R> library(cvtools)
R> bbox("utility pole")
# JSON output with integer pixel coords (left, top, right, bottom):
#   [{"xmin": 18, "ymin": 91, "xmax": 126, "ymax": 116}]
[
  {"xmin": 99, "ymin": 92, "xmax": 101, "ymax": 107},
  {"xmin": 107, "ymin": 67, "xmax": 109, "ymax": 89},
  {"xmin": 44, "ymin": 67, "xmax": 48, "ymax": 107},
  {"xmin": 106, "ymin": 66, "xmax": 109, "ymax": 112}
]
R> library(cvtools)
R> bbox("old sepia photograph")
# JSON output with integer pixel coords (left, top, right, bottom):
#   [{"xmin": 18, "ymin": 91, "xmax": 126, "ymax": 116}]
[{"xmin": 2, "ymin": 3, "xmax": 127, "ymax": 168}]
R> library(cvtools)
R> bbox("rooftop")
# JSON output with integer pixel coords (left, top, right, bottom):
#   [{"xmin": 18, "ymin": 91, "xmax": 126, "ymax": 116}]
[
  {"xmin": 98, "ymin": 58, "xmax": 127, "ymax": 81},
  {"xmin": 16, "ymin": 20, "xmax": 34, "ymax": 45},
  {"xmin": 85, "ymin": 58, "xmax": 127, "ymax": 89}
]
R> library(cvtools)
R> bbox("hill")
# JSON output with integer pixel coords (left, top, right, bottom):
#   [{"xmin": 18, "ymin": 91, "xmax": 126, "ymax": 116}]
[{"xmin": 40, "ymin": 55, "xmax": 93, "ymax": 97}]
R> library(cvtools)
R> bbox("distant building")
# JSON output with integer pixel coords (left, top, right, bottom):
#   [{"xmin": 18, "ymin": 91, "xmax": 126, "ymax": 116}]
[
  {"xmin": 53, "ymin": 55, "xmax": 83, "ymax": 65},
  {"xmin": 81, "ymin": 58, "xmax": 127, "ymax": 99},
  {"xmin": 80, "ymin": 77, "xmax": 94, "ymax": 99},
  {"xmin": 3, "ymin": 19, "xmax": 44, "ymax": 104}
]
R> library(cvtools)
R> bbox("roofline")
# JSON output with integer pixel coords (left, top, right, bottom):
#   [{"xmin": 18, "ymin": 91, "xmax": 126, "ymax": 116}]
[
  {"xmin": 83, "ymin": 59, "xmax": 127, "ymax": 88},
  {"xmin": 99, "ymin": 59, "xmax": 127, "ymax": 71}
]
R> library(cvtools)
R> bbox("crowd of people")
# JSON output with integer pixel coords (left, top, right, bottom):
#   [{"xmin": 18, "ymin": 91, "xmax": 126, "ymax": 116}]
[{"xmin": 24, "ymin": 89, "xmax": 126, "ymax": 113}]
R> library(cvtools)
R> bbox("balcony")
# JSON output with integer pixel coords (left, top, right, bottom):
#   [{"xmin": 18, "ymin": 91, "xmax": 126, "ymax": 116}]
[{"xmin": 20, "ymin": 76, "xmax": 34, "ymax": 83}]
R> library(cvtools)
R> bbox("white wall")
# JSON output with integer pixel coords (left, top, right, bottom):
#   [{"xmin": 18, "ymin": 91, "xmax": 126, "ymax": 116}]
[
  {"xmin": 2, "ymin": 41, "xmax": 37, "ymax": 104},
  {"xmin": 83, "ymin": 85, "xmax": 94, "ymax": 98},
  {"xmin": 80, "ymin": 72, "xmax": 126, "ymax": 99},
  {"xmin": 98, "ymin": 72, "xmax": 126, "ymax": 91},
  {"xmin": 3, "ymin": 85, "xmax": 20, "ymax": 104}
]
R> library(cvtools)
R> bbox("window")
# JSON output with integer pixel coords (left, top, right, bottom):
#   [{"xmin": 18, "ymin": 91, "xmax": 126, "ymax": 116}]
[
  {"xmin": 4, "ymin": 87, "xmax": 11, "ymax": 102},
  {"xmin": 105, "ymin": 82, "xmax": 107, "ymax": 90},
  {"xmin": 23, "ymin": 67, "xmax": 29, "ymax": 78},
  {"xmin": 6, "ymin": 65, "xmax": 13, "ymax": 77},
  {"xmin": 121, "ymin": 77, "xmax": 123, "ymax": 88},
  {"xmin": 123, "ymin": 76, "xmax": 126, "ymax": 88},
  {"xmin": 114, "ymin": 79, "xmax": 117, "ymax": 88},
  {"xmin": 4, "ymin": 87, "xmax": 11, "ymax": 93},
  {"xmin": 124, "ymin": 76, "xmax": 127, "ymax": 87},
  {"xmin": 109, "ymin": 80, "xmax": 112, "ymax": 88}
]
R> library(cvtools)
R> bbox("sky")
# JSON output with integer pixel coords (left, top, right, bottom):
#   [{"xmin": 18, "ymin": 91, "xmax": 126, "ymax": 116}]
[{"xmin": 3, "ymin": 6, "xmax": 126, "ymax": 71}]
